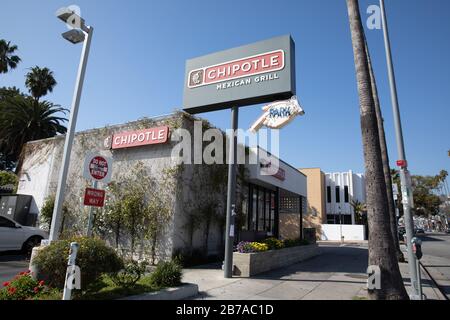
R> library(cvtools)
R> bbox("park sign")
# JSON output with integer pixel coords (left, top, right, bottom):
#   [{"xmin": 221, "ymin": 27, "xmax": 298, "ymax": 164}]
[{"xmin": 183, "ymin": 35, "xmax": 296, "ymax": 114}]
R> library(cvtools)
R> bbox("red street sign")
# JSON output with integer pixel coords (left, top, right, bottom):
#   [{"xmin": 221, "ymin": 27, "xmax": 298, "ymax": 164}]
[
  {"xmin": 89, "ymin": 156, "xmax": 108, "ymax": 180},
  {"xmin": 83, "ymin": 188, "xmax": 105, "ymax": 207},
  {"xmin": 111, "ymin": 126, "xmax": 169, "ymax": 150},
  {"xmin": 396, "ymin": 160, "xmax": 407, "ymax": 167}
]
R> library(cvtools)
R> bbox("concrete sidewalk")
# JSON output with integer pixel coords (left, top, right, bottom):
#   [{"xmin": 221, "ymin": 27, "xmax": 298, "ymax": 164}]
[
  {"xmin": 419, "ymin": 255, "xmax": 450, "ymax": 300},
  {"xmin": 182, "ymin": 244, "xmax": 444, "ymax": 300}
]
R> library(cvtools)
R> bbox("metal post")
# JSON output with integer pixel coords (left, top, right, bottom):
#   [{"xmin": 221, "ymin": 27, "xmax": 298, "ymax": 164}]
[
  {"xmin": 379, "ymin": 0, "xmax": 420, "ymax": 298},
  {"xmin": 224, "ymin": 106, "xmax": 238, "ymax": 278},
  {"xmin": 416, "ymin": 259, "xmax": 423, "ymax": 299},
  {"xmin": 86, "ymin": 180, "xmax": 97, "ymax": 237},
  {"xmin": 49, "ymin": 27, "xmax": 93, "ymax": 241}
]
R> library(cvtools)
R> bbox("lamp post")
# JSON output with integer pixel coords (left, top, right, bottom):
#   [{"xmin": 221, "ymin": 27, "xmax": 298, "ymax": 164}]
[
  {"xmin": 379, "ymin": 0, "xmax": 422, "ymax": 299},
  {"xmin": 49, "ymin": 7, "xmax": 93, "ymax": 241}
]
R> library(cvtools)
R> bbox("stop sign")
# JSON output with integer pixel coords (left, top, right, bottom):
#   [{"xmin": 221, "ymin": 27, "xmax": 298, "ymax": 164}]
[{"xmin": 83, "ymin": 152, "xmax": 112, "ymax": 182}]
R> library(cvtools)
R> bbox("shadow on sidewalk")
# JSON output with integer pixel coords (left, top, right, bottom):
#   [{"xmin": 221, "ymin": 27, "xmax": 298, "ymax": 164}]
[{"xmin": 252, "ymin": 246, "xmax": 369, "ymax": 280}]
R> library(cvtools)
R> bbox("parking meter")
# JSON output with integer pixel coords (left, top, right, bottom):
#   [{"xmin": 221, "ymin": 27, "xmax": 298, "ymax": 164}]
[{"xmin": 411, "ymin": 237, "xmax": 423, "ymax": 260}]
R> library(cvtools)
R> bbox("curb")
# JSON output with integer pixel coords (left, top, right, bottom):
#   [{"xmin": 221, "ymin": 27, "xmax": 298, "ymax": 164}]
[{"xmin": 120, "ymin": 283, "xmax": 199, "ymax": 300}]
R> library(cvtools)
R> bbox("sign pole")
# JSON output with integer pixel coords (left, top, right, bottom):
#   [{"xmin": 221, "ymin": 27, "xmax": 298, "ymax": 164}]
[
  {"xmin": 224, "ymin": 106, "xmax": 238, "ymax": 278},
  {"xmin": 86, "ymin": 180, "xmax": 98, "ymax": 237},
  {"xmin": 380, "ymin": 0, "xmax": 421, "ymax": 299}
]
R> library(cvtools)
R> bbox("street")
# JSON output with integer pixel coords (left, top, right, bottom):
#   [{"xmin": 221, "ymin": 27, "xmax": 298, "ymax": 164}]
[
  {"xmin": 418, "ymin": 232, "xmax": 450, "ymax": 299},
  {"xmin": 0, "ymin": 252, "xmax": 28, "ymax": 284}
]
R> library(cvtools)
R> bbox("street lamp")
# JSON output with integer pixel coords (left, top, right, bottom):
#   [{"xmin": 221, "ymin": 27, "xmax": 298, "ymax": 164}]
[{"xmin": 48, "ymin": 7, "xmax": 94, "ymax": 241}]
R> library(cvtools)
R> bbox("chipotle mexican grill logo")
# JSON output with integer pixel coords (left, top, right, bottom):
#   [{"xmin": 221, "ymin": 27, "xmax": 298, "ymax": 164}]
[{"xmin": 188, "ymin": 50, "xmax": 285, "ymax": 89}]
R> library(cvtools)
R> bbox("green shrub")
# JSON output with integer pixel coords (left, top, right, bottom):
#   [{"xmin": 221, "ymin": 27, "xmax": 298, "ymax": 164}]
[
  {"xmin": 283, "ymin": 238, "xmax": 309, "ymax": 247},
  {"xmin": 263, "ymin": 237, "xmax": 285, "ymax": 250},
  {"xmin": 0, "ymin": 271, "xmax": 53, "ymax": 300},
  {"xmin": 34, "ymin": 237, "xmax": 123, "ymax": 290},
  {"xmin": 150, "ymin": 260, "xmax": 182, "ymax": 288},
  {"xmin": 110, "ymin": 260, "xmax": 148, "ymax": 288},
  {"xmin": 0, "ymin": 170, "xmax": 18, "ymax": 191}
]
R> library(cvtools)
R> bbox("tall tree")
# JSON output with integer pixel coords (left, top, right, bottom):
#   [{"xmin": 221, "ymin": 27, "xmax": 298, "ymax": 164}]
[
  {"xmin": 0, "ymin": 96, "xmax": 67, "ymax": 164},
  {"xmin": 0, "ymin": 40, "xmax": 21, "ymax": 74},
  {"xmin": 346, "ymin": 0, "xmax": 408, "ymax": 299},
  {"xmin": 365, "ymin": 41, "xmax": 404, "ymax": 262},
  {"xmin": 25, "ymin": 66, "xmax": 57, "ymax": 101}
]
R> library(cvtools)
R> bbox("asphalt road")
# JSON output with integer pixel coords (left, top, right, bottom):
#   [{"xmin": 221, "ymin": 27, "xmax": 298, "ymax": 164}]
[
  {"xmin": 418, "ymin": 232, "xmax": 450, "ymax": 299},
  {"xmin": 0, "ymin": 251, "xmax": 29, "ymax": 284}
]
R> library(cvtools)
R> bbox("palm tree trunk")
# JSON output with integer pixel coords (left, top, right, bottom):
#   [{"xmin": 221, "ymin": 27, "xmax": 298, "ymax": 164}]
[
  {"xmin": 364, "ymin": 40, "xmax": 404, "ymax": 262},
  {"xmin": 346, "ymin": 0, "xmax": 408, "ymax": 299}
]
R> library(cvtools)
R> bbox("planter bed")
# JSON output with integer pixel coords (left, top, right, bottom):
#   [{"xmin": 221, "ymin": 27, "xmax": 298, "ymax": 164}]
[
  {"xmin": 233, "ymin": 244, "xmax": 321, "ymax": 277},
  {"xmin": 120, "ymin": 283, "xmax": 198, "ymax": 300}
]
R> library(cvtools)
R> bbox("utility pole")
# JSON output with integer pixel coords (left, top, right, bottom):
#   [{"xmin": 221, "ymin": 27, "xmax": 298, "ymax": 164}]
[{"xmin": 379, "ymin": 0, "xmax": 422, "ymax": 299}]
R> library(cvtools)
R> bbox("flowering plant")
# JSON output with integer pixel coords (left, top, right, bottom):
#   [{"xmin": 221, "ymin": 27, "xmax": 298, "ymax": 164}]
[
  {"xmin": 0, "ymin": 270, "xmax": 51, "ymax": 300},
  {"xmin": 263, "ymin": 237, "xmax": 285, "ymax": 250},
  {"xmin": 236, "ymin": 241, "xmax": 268, "ymax": 253}
]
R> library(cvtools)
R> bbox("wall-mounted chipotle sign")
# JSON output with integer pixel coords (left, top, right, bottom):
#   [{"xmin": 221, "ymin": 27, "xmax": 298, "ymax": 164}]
[{"xmin": 108, "ymin": 126, "xmax": 169, "ymax": 150}]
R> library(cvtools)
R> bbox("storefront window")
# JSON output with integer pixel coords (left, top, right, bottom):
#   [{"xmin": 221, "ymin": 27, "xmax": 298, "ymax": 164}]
[
  {"xmin": 257, "ymin": 188, "xmax": 265, "ymax": 231},
  {"xmin": 265, "ymin": 191, "xmax": 271, "ymax": 233},
  {"xmin": 251, "ymin": 186, "xmax": 257, "ymax": 230}
]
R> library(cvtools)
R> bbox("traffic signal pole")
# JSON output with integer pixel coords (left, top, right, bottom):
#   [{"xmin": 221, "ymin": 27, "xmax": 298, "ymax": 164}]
[{"xmin": 379, "ymin": 0, "xmax": 422, "ymax": 299}]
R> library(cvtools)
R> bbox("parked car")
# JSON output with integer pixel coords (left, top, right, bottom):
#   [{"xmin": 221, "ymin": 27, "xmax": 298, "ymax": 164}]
[
  {"xmin": 416, "ymin": 228, "xmax": 425, "ymax": 235},
  {"xmin": 0, "ymin": 215, "xmax": 47, "ymax": 254}
]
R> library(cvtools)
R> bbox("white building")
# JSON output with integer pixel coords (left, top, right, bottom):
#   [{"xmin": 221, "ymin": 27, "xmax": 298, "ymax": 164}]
[{"xmin": 324, "ymin": 171, "xmax": 366, "ymax": 225}]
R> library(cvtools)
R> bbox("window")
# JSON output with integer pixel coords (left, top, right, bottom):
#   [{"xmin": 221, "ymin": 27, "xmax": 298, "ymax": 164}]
[
  {"xmin": 327, "ymin": 186, "xmax": 331, "ymax": 203},
  {"xmin": 257, "ymin": 188, "xmax": 265, "ymax": 231},
  {"xmin": 0, "ymin": 216, "xmax": 15, "ymax": 228},
  {"xmin": 251, "ymin": 187, "xmax": 257, "ymax": 230},
  {"xmin": 344, "ymin": 186, "xmax": 349, "ymax": 203},
  {"xmin": 246, "ymin": 184, "xmax": 277, "ymax": 236},
  {"xmin": 265, "ymin": 191, "xmax": 271, "ymax": 232},
  {"xmin": 335, "ymin": 186, "xmax": 340, "ymax": 203}
]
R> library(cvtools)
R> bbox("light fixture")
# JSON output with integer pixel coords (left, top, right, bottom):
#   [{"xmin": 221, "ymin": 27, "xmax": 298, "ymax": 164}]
[{"xmin": 62, "ymin": 29, "xmax": 85, "ymax": 44}]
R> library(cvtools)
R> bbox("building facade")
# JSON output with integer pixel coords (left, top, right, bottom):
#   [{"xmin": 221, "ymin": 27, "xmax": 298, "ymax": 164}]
[
  {"xmin": 325, "ymin": 171, "xmax": 366, "ymax": 225},
  {"xmin": 16, "ymin": 112, "xmax": 307, "ymax": 261},
  {"xmin": 299, "ymin": 168, "xmax": 326, "ymax": 238}
]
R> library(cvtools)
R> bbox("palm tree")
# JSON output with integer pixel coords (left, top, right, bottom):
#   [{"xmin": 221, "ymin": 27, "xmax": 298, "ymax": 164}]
[
  {"xmin": 365, "ymin": 41, "xmax": 404, "ymax": 262},
  {"xmin": 25, "ymin": 66, "xmax": 57, "ymax": 101},
  {"xmin": 350, "ymin": 200, "xmax": 367, "ymax": 224},
  {"xmin": 0, "ymin": 40, "xmax": 21, "ymax": 74},
  {"xmin": 0, "ymin": 96, "xmax": 67, "ymax": 165},
  {"xmin": 346, "ymin": 0, "xmax": 408, "ymax": 299}
]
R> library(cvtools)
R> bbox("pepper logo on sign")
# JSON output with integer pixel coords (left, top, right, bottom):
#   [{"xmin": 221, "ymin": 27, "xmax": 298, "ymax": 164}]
[
  {"xmin": 188, "ymin": 50, "xmax": 285, "ymax": 89},
  {"xmin": 111, "ymin": 126, "xmax": 169, "ymax": 149}
]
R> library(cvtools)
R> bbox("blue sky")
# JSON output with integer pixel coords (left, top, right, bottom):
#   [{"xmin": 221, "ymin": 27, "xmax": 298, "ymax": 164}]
[{"xmin": 1, "ymin": 0, "xmax": 449, "ymax": 176}]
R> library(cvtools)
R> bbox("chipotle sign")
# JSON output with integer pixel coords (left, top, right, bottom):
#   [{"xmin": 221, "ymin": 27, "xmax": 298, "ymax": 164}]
[
  {"xmin": 188, "ymin": 50, "xmax": 284, "ymax": 88},
  {"xmin": 109, "ymin": 126, "xmax": 169, "ymax": 150}
]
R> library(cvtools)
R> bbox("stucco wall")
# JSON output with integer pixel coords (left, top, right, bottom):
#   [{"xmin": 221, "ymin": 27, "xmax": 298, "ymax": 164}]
[
  {"xmin": 17, "ymin": 112, "xmax": 228, "ymax": 261},
  {"xmin": 320, "ymin": 224, "xmax": 365, "ymax": 241},
  {"xmin": 300, "ymin": 168, "xmax": 325, "ymax": 238}
]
